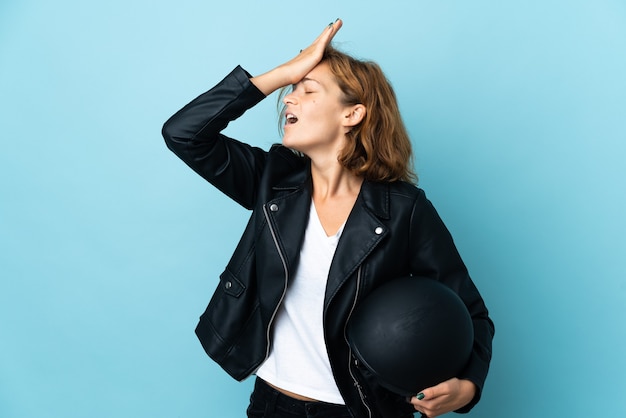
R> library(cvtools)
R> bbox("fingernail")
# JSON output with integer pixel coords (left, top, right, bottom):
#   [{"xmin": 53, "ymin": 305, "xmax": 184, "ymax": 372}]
[
  {"xmin": 416, "ymin": 393, "xmax": 425, "ymax": 400},
  {"xmin": 328, "ymin": 21, "xmax": 334, "ymax": 27}
]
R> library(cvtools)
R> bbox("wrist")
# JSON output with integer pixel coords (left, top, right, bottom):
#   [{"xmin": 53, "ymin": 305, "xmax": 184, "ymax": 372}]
[
  {"xmin": 250, "ymin": 66, "xmax": 292, "ymax": 96},
  {"xmin": 458, "ymin": 379, "xmax": 477, "ymax": 406}
]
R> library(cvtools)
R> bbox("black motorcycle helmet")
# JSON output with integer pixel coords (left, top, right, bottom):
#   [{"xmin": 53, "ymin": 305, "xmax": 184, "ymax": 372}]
[{"xmin": 346, "ymin": 276, "xmax": 474, "ymax": 396}]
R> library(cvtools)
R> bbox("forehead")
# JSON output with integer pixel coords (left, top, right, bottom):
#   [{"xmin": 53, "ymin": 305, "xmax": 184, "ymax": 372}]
[{"xmin": 301, "ymin": 62, "xmax": 337, "ymax": 88}]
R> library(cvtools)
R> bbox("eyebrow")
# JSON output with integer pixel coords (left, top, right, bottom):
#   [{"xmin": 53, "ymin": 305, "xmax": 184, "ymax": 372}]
[{"xmin": 294, "ymin": 77, "xmax": 322, "ymax": 89}]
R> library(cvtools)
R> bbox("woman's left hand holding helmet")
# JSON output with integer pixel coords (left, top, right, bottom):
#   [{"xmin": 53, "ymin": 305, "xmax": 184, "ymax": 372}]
[{"xmin": 409, "ymin": 378, "xmax": 476, "ymax": 417}]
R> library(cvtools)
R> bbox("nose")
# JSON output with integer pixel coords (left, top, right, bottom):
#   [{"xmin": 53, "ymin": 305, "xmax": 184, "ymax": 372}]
[{"xmin": 283, "ymin": 91, "xmax": 297, "ymax": 105}]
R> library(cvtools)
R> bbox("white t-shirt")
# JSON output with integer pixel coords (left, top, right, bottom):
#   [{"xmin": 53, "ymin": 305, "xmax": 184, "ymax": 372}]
[{"xmin": 256, "ymin": 201, "xmax": 345, "ymax": 404}]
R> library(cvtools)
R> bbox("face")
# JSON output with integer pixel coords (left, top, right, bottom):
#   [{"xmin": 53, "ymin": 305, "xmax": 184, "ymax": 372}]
[{"xmin": 282, "ymin": 62, "xmax": 354, "ymax": 158}]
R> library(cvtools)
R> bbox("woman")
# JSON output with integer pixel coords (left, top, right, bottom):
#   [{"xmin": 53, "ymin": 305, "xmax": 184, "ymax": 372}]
[{"xmin": 162, "ymin": 19, "xmax": 494, "ymax": 418}]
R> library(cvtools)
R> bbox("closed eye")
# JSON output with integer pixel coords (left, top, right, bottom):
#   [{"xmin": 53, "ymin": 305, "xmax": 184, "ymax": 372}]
[{"xmin": 293, "ymin": 77, "xmax": 321, "ymax": 94}]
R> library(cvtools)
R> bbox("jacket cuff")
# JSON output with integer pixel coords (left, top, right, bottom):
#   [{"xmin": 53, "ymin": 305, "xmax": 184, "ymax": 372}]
[{"xmin": 229, "ymin": 65, "xmax": 267, "ymax": 99}]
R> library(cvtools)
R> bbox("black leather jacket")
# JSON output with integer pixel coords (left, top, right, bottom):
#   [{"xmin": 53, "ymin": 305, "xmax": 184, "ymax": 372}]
[{"xmin": 162, "ymin": 66, "xmax": 494, "ymax": 418}]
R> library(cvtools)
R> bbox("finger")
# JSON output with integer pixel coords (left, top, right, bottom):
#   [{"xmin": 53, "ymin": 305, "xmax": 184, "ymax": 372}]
[
  {"xmin": 419, "ymin": 380, "xmax": 450, "ymax": 400},
  {"xmin": 421, "ymin": 388, "xmax": 436, "ymax": 400},
  {"xmin": 414, "ymin": 399, "xmax": 441, "ymax": 418},
  {"xmin": 325, "ymin": 18, "xmax": 342, "ymax": 44},
  {"xmin": 407, "ymin": 399, "xmax": 427, "ymax": 417},
  {"xmin": 409, "ymin": 393, "xmax": 428, "ymax": 408},
  {"xmin": 411, "ymin": 403, "xmax": 431, "ymax": 418},
  {"xmin": 409, "ymin": 389, "xmax": 439, "ymax": 414},
  {"xmin": 318, "ymin": 18, "xmax": 342, "ymax": 41},
  {"xmin": 307, "ymin": 18, "xmax": 342, "ymax": 52},
  {"xmin": 329, "ymin": 18, "xmax": 343, "ymax": 37}
]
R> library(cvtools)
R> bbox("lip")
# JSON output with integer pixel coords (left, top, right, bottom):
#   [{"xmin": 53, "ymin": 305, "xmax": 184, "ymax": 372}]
[{"xmin": 284, "ymin": 111, "xmax": 298, "ymax": 127}]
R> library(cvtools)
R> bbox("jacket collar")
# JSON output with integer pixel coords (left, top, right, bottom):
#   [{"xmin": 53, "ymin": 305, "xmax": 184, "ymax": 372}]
[{"xmin": 359, "ymin": 180, "xmax": 391, "ymax": 220}]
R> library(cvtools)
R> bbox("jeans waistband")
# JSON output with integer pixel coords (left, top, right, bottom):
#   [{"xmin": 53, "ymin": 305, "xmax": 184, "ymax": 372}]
[{"xmin": 253, "ymin": 377, "xmax": 349, "ymax": 416}]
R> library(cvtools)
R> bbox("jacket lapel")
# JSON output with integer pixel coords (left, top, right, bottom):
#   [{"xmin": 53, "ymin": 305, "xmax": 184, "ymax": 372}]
[
  {"xmin": 324, "ymin": 181, "xmax": 390, "ymax": 306},
  {"xmin": 264, "ymin": 174, "xmax": 312, "ymax": 276}
]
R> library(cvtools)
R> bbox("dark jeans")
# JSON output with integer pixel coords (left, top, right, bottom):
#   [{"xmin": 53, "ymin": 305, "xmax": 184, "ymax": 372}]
[{"xmin": 246, "ymin": 378, "xmax": 353, "ymax": 418}]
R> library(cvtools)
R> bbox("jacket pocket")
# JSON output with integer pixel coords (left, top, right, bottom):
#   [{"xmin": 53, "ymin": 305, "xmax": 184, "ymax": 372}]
[
  {"xmin": 219, "ymin": 270, "xmax": 245, "ymax": 297},
  {"xmin": 195, "ymin": 268, "xmax": 264, "ymax": 379}
]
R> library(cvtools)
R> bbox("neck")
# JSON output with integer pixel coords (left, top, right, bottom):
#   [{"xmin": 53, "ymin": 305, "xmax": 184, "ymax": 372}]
[
  {"xmin": 310, "ymin": 159, "xmax": 363, "ymax": 200},
  {"xmin": 308, "ymin": 159, "xmax": 363, "ymax": 237}
]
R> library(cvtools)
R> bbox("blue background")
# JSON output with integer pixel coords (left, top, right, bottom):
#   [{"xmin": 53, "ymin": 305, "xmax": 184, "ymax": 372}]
[{"xmin": 1, "ymin": 1, "xmax": 625, "ymax": 417}]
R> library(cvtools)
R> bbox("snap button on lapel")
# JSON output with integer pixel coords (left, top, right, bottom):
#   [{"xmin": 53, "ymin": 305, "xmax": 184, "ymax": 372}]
[
  {"xmin": 224, "ymin": 281, "xmax": 232, "ymax": 289},
  {"xmin": 269, "ymin": 203, "xmax": 279, "ymax": 212},
  {"xmin": 375, "ymin": 226, "xmax": 383, "ymax": 235}
]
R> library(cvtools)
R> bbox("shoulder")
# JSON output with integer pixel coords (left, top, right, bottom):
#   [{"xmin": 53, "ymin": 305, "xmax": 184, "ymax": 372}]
[
  {"xmin": 361, "ymin": 180, "xmax": 425, "ymax": 220},
  {"xmin": 387, "ymin": 181, "xmax": 426, "ymax": 205},
  {"xmin": 387, "ymin": 180, "xmax": 423, "ymax": 195},
  {"xmin": 266, "ymin": 144, "xmax": 308, "ymax": 175},
  {"xmin": 261, "ymin": 144, "xmax": 309, "ymax": 189},
  {"xmin": 268, "ymin": 144, "xmax": 306, "ymax": 166},
  {"xmin": 385, "ymin": 182, "xmax": 439, "ymax": 223}
]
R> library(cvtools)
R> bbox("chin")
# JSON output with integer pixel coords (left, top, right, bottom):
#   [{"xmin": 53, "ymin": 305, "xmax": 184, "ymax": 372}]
[
  {"xmin": 281, "ymin": 134, "xmax": 299, "ymax": 150},
  {"xmin": 281, "ymin": 136, "xmax": 293, "ymax": 148}
]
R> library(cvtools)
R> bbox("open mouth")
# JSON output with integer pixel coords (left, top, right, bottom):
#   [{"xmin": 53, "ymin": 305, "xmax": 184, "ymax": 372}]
[{"xmin": 285, "ymin": 113, "xmax": 298, "ymax": 125}]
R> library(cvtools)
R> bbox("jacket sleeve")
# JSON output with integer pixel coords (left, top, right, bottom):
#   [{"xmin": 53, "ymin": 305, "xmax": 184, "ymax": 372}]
[
  {"xmin": 409, "ymin": 190, "xmax": 495, "ymax": 413},
  {"xmin": 162, "ymin": 66, "xmax": 269, "ymax": 209}
]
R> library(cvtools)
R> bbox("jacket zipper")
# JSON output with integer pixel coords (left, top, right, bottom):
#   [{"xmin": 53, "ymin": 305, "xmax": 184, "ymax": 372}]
[
  {"xmin": 264, "ymin": 203, "xmax": 372, "ymax": 416},
  {"xmin": 261, "ymin": 203, "xmax": 289, "ymax": 363},
  {"xmin": 344, "ymin": 266, "xmax": 373, "ymax": 418}
]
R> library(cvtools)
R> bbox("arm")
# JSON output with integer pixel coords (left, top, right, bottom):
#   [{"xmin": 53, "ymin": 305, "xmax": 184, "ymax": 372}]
[
  {"xmin": 408, "ymin": 191, "xmax": 495, "ymax": 416},
  {"xmin": 162, "ymin": 66, "xmax": 268, "ymax": 209},
  {"xmin": 162, "ymin": 19, "xmax": 343, "ymax": 209}
]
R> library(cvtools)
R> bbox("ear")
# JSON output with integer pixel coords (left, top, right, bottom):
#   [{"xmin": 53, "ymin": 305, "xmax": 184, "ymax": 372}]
[{"xmin": 343, "ymin": 104, "xmax": 366, "ymax": 128}]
